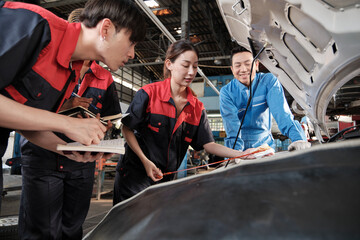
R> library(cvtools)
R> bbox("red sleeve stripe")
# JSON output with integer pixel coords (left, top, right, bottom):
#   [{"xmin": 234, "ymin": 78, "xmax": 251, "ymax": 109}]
[
  {"xmin": 5, "ymin": 85, "xmax": 27, "ymax": 104},
  {"xmin": 184, "ymin": 137, "xmax": 192, "ymax": 143},
  {"xmin": 147, "ymin": 124, "xmax": 159, "ymax": 132}
]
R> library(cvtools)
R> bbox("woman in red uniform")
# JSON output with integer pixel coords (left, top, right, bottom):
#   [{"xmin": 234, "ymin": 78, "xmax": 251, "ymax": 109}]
[{"xmin": 113, "ymin": 40, "xmax": 252, "ymax": 204}]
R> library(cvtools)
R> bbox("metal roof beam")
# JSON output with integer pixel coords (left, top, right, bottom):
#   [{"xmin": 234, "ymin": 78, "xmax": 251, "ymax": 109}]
[
  {"xmin": 181, "ymin": 0, "xmax": 190, "ymax": 40},
  {"xmin": 134, "ymin": 0, "xmax": 219, "ymax": 95},
  {"xmin": 125, "ymin": 55, "xmax": 230, "ymax": 68},
  {"xmin": 197, "ymin": 0, "xmax": 227, "ymax": 57}
]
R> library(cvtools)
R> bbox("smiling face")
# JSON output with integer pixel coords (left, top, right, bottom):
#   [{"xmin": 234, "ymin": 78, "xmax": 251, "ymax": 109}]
[
  {"xmin": 165, "ymin": 50, "xmax": 198, "ymax": 88},
  {"xmin": 231, "ymin": 51, "xmax": 259, "ymax": 87}
]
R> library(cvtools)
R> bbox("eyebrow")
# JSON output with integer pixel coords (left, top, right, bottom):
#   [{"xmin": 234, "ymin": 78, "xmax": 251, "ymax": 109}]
[
  {"xmin": 182, "ymin": 60, "xmax": 199, "ymax": 64},
  {"xmin": 234, "ymin": 59, "xmax": 252, "ymax": 64}
]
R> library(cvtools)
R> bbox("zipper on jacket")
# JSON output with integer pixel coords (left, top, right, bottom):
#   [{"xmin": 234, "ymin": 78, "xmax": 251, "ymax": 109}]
[{"xmin": 166, "ymin": 100, "xmax": 189, "ymax": 171}]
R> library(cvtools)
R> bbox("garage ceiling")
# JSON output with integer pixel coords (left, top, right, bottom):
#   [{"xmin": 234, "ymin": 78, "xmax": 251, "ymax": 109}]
[
  {"xmin": 37, "ymin": 0, "xmax": 237, "ymax": 81},
  {"xmin": 8, "ymin": 0, "xmax": 360, "ymax": 117}
]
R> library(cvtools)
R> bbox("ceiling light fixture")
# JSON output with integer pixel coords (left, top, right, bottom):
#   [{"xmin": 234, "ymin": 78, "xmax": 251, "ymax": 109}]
[
  {"xmin": 174, "ymin": 27, "xmax": 182, "ymax": 34},
  {"xmin": 144, "ymin": 0, "xmax": 160, "ymax": 8},
  {"xmin": 214, "ymin": 59, "xmax": 222, "ymax": 65}
]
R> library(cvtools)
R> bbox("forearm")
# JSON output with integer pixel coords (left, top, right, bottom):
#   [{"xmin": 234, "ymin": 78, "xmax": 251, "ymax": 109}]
[
  {"xmin": 122, "ymin": 125, "xmax": 163, "ymax": 181},
  {"xmin": 267, "ymin": 82, "xmax": 306, "ymax": 141},
  {"xmin": 203, "ymin": 142, "xmax": 243, "ymax": 158},
  {"xmin": 19, "ymin": 130, "xmax": 66, "ymax": 154},
  {"xmin": 0, "ymin": 95, "xmax": 71, "ymax": 132},
  {"xmin": 19, "ymin": 130, "xmax": 111, "ymax": 162},
  {"xmin": 121, "ymin": 125, "xmax": 148, "ymax": 163},
  {"xmin": 1, "ymin": 95, "xmax": 106, "ymax": 145}
]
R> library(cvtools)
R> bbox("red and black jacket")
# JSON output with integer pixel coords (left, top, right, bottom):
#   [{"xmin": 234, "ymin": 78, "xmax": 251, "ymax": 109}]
[
  {"xmin": 20, "ymin": 61, "xmax": 121, "ymax": 171},
  {"xmin": 121, "ymin": 78, "xmax": 214, "ymax": 175},
  {"xmin": 0, "ymin": 1, "xmax": 83, "ymax": 157},
  {"xmin": 74, "ymin": 61, "xmax": 121, "ymax": 114}
]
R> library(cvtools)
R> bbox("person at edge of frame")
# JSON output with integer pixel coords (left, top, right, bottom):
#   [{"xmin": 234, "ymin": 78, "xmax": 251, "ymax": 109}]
[
  {"xmin": 0, "ymin": 0, "xmax": 144, "ymax": 228},
  {"xmin": 17, "ymin": 7, "xmax": 124, "ymax": 239}
]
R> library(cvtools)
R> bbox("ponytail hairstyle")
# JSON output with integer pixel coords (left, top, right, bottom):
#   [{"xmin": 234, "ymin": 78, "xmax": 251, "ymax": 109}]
[
  {"xmin": 68, "ymin": 8, "xmax": 84, "ymax": 23},
  {"xmin": 163, "ymin": 40, "xmax": 199, "ymax": 79}
]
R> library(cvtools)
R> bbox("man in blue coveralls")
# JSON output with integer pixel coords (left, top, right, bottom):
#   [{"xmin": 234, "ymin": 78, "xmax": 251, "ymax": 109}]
[{"xmin": 219, "ymin": 46, "xmax": 311, "ymax": 152}]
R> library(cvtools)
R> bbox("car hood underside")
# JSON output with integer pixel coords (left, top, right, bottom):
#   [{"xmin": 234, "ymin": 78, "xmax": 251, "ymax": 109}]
[{"xmin": 216, "ymin": 0, "xmax": 360, "ymax": 140}]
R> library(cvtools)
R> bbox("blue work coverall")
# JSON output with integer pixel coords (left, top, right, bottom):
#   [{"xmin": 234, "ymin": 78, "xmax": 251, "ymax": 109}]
[{"xmin": 219, "ymin": 72, "xmax": 306, "ymax": 151}]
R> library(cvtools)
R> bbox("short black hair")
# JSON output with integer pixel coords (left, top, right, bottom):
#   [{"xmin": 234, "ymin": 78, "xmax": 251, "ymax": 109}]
[
  {"xmin": 80, "ymin": 0, "xmax": 146, "ymax": 43},
  {"xmin": 230, "ymin": 46, "xmax": 252, "ymax": 65}
]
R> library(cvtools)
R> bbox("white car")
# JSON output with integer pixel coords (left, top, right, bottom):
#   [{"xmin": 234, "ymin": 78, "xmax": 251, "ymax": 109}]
[{"xmin": 83, "ymin": 1, "xmax": 360, "ymax": 239}]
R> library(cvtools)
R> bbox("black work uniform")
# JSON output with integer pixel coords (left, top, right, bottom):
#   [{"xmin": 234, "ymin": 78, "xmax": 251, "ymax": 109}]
[
  {"xmin": 19, "ymin": 61, "xmax": 121, "ymax": 240},
  {"xmin": 0, "ymin": 1, "xmax": 83, "ymax": 215},
  {"xmin": 113, "ymin": 78, "xmax": 214, "ymax": 205}
]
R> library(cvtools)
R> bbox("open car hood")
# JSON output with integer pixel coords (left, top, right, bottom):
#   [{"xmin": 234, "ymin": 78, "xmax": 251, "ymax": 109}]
[
  {"xmin": 216, "ymin": 0, "xmax": 360, "ymax": 140},
  {"xmin": 84, "ymin": 140, "xmax": 360, "ymax": 239},
  {"xmin": 83, "ymin": 2, "xmax": 360, "ymax": 239}
]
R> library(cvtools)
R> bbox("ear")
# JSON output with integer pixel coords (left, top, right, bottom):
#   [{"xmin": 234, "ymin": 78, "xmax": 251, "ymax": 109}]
[
  {"xmin": 165, "ymin": 59, "xmax": 173, "ymax": 71},
  {"xmin": 99, "ymin": 18, "xmax": 113, "ymax": 40}
]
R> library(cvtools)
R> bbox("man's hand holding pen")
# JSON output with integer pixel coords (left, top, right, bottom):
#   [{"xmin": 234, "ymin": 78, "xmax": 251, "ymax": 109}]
[
  {"xmin": 59, "ymin": 93, "xmax": 114, "ymax": 162},
  {"xmin": 60, "ymin": 94, "xmax": 93, "ymax": 112},
  {"xmin": 71, "ymin": 92, "xmax": 98, "ymax": 110}
]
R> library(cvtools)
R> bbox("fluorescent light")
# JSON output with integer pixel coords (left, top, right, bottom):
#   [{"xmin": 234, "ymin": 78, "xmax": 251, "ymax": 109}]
[
  {"xmin": 112, "ymin": 75, "xmax": 139, "ymax": 92},
  {"xmin": 98, "ymin": 62, "xmax": 140, "ymax": 92},
  {"xmin": 145, "ymin": 0, "xmax": 159, "ymax": 8},
  {"xmin": 174, "ymin": 27, "xmax": 182, "ymax": 34},
  {"xmin": 207, "ymin": 114, "xmax": 222, "ymax": 118}
]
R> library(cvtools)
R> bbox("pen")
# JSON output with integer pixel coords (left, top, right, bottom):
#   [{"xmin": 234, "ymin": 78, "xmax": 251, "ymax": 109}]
[{"xmin": 71, "ymin": 92, "xmax": 98, "ymax": 110}]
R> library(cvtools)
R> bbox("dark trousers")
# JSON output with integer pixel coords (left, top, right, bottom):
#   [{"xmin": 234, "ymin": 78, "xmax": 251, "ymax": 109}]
[
  {"xmin": 113, "ymin": 160, "xmax": 174, "ymax": 206},
  {"xmin": 113, "ymin": 165, "xmax": 153, "ymax": 206},
  {"xmin": 18, "ymin": 166, "xmax": 94, "ymax": 240},
  {"xmin": 1, "ymin": 129, "xmax": 10, "ymax": 215},
  {"xmin": 0, "ymin": 162, "xmax": 2, "ymax": 214}
]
